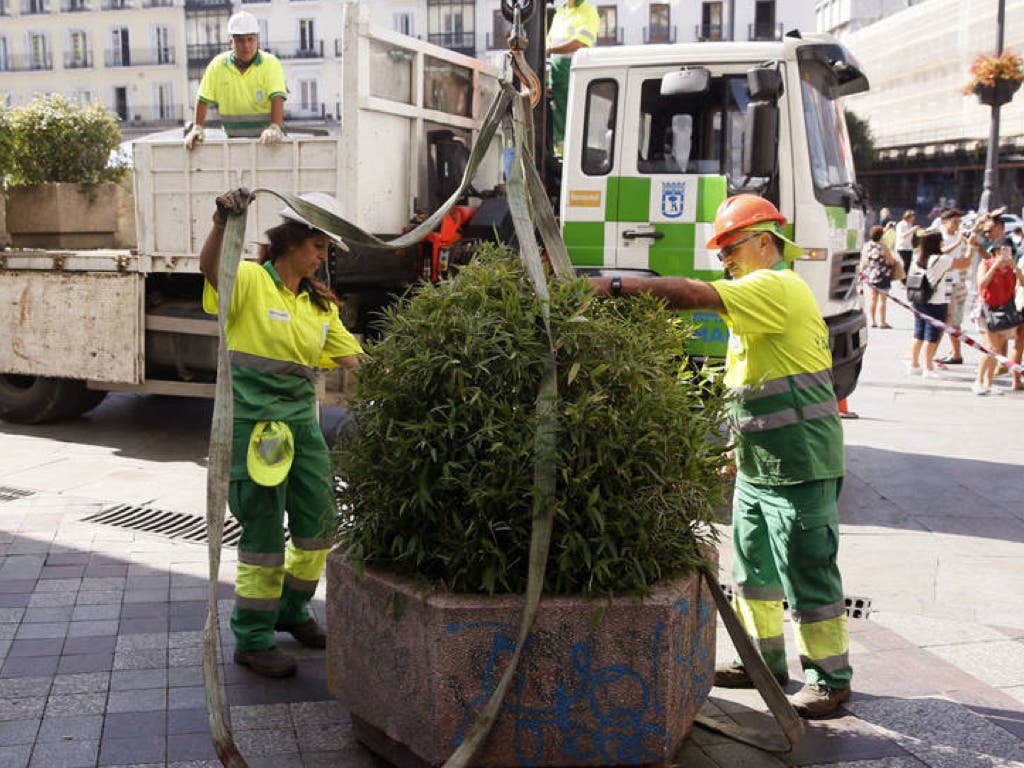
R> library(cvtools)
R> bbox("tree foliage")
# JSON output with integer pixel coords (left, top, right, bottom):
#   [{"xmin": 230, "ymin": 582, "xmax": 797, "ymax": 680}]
[
  {"xmin": 4, "ymin": 94, "xmax": 126, "ymax": 188},
  {"xmin": 845, "ymin": 109, "xmax": 875, "ymax": 171},
  {"xmin": 336, "ymin": 244, "xmax": 731, "ymax": 598}
]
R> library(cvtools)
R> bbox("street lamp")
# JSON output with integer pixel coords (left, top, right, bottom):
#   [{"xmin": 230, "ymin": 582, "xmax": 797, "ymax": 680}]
[{"xmin": 978, "ymin": 0, "xmax": 1007, "ymax": 213}]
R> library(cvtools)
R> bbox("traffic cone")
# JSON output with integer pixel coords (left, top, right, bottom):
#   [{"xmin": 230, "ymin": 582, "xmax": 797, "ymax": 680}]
[{"xmin": 838, "ymin": 398, "xmax": 859, "ymax": 420}]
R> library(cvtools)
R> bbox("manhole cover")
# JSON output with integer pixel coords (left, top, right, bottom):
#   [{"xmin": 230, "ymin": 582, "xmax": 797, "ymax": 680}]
[
  {"xmin": 0, "ymin": 486, "xmax": 35, "ymax": 503},
  {"xmin": 81, "ymin": 503, "xmax": 243, "ymax": 546}
]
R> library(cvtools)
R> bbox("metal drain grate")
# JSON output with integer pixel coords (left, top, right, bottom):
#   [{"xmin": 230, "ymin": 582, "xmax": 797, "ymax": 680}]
[
  {"xmin": 0, "ymin": 486, "xmax": 35, "ymax": 503},
  {"xmin": 81, "ymin": 504, "xmax": 243, "ymax": 546},
  {"xmin": 720, "ymin": 583, "xmax": 872, "ymax": 620}
]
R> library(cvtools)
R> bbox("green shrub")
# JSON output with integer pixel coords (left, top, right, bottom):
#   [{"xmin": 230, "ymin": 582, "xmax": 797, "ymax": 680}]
[
  {"xmin": 0, "ymin": 107, "xmax": 13, "ymax": 185},
  {"xmin": 5, "ymin": 94, "xmax": 126, "ymax": 187},
  {"xmin": 336, "ymin": 244, "xmax": 731, "ymax": 597}
]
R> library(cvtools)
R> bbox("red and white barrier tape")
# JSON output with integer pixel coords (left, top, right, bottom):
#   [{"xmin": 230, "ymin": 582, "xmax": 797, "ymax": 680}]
[{"xmin": 858, "ymin": 273, "xmax": 1024, "ymax": 375}]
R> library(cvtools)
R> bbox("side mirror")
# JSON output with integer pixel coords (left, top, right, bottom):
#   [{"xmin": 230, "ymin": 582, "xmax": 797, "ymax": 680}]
[
  {"xmin": 747, "ymin": 68, "xmax": 783, "ymax": 101},
  {"xmin": 743, "ymin": 102, "xmax": 778, "ymax": 177},
  {"xmin": 660, "ymin": 67, "xmax": 711, "ymax": 96}
]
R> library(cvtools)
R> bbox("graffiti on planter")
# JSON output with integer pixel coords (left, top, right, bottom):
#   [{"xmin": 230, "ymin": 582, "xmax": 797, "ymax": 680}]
[{"xmin": 445, "ymin": 586, "xmax": 714, "ymax": 766}]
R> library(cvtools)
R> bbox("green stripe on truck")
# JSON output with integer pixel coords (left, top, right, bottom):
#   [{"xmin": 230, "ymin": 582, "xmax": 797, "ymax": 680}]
[
  {"xmin": 563, "ymin": 221, "xmax": 605, "ymax": 266},
  {"xmin": 607, "ymin": 177, "xmax": 651, "ymax": 222},
  {"xmin": 697, "ymin": 176, "xmax": 727, "ymax": 222}
]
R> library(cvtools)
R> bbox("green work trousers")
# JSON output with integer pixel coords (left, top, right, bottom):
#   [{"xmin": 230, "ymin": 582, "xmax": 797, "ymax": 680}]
[
  {"xmin": 730, "ymin": 476, "xmax": 852, "ymax": 689},
  {"xmin": 549, "ymin": 56, "xmax": 571, "ymax": 148},
  {"xmin": 228, "ymin": 419, "xmax": 336, "ymax": 652}
]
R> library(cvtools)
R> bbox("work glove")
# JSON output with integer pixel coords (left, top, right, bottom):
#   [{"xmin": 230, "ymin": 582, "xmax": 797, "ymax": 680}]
[
  {"xmin": 213, "ymin": 187, "xmax": 253, "ymax": 227},
  {"xmin": 184, "ymin": 124, "xmax": 204, "ymax": 150},
  {"xmin": 259, "ymin": 123, "xmax": 284, "ymax": 145}
]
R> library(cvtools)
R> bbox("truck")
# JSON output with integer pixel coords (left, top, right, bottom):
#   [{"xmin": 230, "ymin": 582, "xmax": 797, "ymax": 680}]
[{"xmin": 0, "ymin": 6, "xmax": 868, "ymax": 424}]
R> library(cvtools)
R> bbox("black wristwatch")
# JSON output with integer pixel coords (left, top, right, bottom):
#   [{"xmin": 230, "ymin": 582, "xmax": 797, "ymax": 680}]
[{"xmin": 610, "ymin": 275, "xmax": 622, "ymax": 297}]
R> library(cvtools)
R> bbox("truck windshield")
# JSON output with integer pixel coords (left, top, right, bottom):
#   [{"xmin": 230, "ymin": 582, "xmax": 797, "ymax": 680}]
[
  {"xmin": 799, "ymin": 59, "xmax": 856, "ymax": 207},
  {"xmin": 635, "ymin": 75, "xmax": 749, "ymax": 183}
]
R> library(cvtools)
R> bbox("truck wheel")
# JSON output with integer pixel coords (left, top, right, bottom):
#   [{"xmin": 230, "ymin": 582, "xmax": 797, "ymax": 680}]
[{"xmin": 0, "ymin": 375, "xmax": 107, "ymax": 424}]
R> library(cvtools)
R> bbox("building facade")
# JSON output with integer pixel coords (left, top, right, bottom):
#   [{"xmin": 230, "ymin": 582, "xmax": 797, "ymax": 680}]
[
  {"xmin": 833, "ymin": 0, "xmax": 1024, "ymax": 214},
  {"xmin": 0, "ymin": 0, "xmax": 814, "ymax": 136}
]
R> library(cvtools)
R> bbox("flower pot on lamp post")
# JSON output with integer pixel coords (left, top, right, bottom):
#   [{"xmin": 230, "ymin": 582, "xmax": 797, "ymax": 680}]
[{"xmin": 972, "ymin": 78, "xmax": 1022, "ymax": 107}]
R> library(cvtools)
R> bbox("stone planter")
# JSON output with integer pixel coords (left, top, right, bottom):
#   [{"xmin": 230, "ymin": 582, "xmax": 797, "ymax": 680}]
[
  {"xmin": 5, "ymin": 182, "xmax": 126, "ymax": 249},
  {"xmin": 326, "ymin": 553, "xmax": 717, "ymax": 768},
  {"xmin": 0, "ymin": 193, "xmax": 9, "ymax": 248},
  {"xmin": 973, "ymin": 79, "xmax": 1022, "ymax": 107}
]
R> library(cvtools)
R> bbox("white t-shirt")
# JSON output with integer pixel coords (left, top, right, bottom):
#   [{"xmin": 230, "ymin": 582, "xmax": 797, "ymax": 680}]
[
  {"xmin": 924, "ymin": 253, "xmax": 955, "ymax": 304},
  {"xmin": 895, "ymin": 220, "xmax": 915, "ymax": 251}
]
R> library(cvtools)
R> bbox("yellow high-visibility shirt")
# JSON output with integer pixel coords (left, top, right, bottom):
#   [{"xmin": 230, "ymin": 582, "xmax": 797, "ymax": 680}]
[
  {"xmin": 547, "ymin": 1, "xmax": 600, "ymax": 50},
  {"xmin": 197, "ymin": 50, "xmax": 287, "ymax": 137}
]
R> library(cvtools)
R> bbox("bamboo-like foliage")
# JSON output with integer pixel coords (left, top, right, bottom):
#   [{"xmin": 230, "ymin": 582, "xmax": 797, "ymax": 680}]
[{"xmin": 336, "ymin": 244, "xmax": 730, "ymax": 597}]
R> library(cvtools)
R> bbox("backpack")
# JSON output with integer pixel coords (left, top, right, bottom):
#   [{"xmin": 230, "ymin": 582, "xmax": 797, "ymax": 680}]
[{"xmin": 905, "ymin": 269, "xmax": 934, "ymax": 304}]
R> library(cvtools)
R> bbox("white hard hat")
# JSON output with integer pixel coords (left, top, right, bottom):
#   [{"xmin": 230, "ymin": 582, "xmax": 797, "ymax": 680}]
[
  {"xmin": 279, "ymin": 192, "xmax": 350, "ymax": 251},
  {"xmin": 227, "ymin": 11, "xmax": 259, "ymax": 37}
]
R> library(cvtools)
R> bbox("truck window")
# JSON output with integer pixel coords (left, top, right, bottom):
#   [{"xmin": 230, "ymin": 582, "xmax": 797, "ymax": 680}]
[
  {"xmin": 581, "ymin": 79, "xmax": 617, "ymax": 176},
  {"xmin": 635, "ymin": 76, "xmax": 747, "ymax": 180},
  {"xmin": 799, "ymin": 59, "xmax": 856, "ymax": 206}
]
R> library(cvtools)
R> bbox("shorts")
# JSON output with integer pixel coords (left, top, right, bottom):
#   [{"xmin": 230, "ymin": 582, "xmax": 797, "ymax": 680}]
[
  {"xmin": 869, "ymin": 277, "xmax": 892, "ymax": 291},
  {"xmin": 913, "ymin": 302, "xmax": 947, "ymax": 343},
  {"xmin": 947, "ymin": 293, "xmax": 967, "ymax": 327}
]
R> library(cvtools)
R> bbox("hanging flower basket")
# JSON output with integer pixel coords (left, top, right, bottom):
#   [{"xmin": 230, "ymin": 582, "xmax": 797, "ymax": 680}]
[{"xmin": 963, "ymin": 51, "xmax": 1024, "ymax": 106}]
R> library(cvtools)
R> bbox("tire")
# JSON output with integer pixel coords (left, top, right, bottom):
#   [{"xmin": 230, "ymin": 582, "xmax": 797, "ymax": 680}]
[{"xmin": 0, "ymin": 375, "xmax": 107, "ymax": 424}]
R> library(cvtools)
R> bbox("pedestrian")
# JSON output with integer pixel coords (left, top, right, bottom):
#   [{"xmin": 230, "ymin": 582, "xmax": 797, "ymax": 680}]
[
  {"xmin": 859, "ymin": 225, "xmax": 898, "ymax": 328},
  {"xmin": 185, "ymin": 11, "xmax": 287, "ymax": 149},
  {"xmin": 591, "ymin": 194, "xmax": 852, "ymax": 718},
  {"xmin": 973, "ymin": 236, "xmax": 1024, "ymax": 395},
  {"xmin": 199, "ymin": 188, "xmax": 362, "ymax": 677},
  {"xmin": 933, "ymin": 209, "xmax": 972, "ymax": 366},
  {"xmin": 894, "ymin": 210, "xmax": 917, "ymax": 278},
  {"xmin": 906, "ymin": 230, "xmax": 973, "ymax": 379},
  {"xmin": 546, "ymin": 0, "xmax": 599, "ymax": 153}
]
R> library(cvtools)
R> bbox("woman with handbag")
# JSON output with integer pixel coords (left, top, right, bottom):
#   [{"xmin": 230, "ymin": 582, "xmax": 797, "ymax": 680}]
[
  {"xmin": 973, "ymin": 237, "xmax": 1024, "ymax": 395},
  {"xmin": 860, "ymin": 225, "xmax": 900, "ymax": 328}
]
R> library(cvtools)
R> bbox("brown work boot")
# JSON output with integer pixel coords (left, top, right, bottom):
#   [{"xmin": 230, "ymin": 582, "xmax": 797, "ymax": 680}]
[
  {"xmin": 274, "ymin": 618, "xmax": 327, "ymax": 649},
  {"xmin": 714, "ymin": 662, "xmax": 789, "ymax": 689},
  {"xmin": 790, "ymin": 683, "xmax": 851, "ymax": 718},
  {"xmin": 233, "ymin": 647, "xmax": 297, "ymax": 678}
]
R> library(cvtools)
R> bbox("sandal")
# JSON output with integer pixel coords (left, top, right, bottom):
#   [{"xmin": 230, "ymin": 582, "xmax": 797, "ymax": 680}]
[
  {"xmin": 879, "ymin": 323, "xmax": 893, "ymax": 329},
  {"xmin": 935, "ymin": 355, "xmax": 963, "ymax": 365}
]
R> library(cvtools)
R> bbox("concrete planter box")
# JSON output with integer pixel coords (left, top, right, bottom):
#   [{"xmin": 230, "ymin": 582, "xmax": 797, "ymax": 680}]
[
  {"xmin": 5, "ymin": 182, "xmax": 125, "ymax": 249},
  {"xmin": 326, "ymin": 553, "xmax": 716, "ymax": 767}
]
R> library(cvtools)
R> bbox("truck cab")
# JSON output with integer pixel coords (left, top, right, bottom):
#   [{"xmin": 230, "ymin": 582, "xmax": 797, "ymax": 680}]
[{"xmin": 558, "ymin": 33, "xmax": 869, "ymax": 400}]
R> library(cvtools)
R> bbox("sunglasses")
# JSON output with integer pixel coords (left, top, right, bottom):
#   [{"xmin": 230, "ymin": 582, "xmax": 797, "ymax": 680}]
[{"xmin": 717, "ymin": 233, "xmax": 762, "ymax": 262}]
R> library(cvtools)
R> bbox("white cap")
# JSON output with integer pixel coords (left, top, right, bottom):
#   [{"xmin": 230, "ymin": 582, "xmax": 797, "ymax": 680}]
[
  {"xmin": 279, "ymin": 192, "xmax": 349, "ymax": 251},
  {"xmin": 227, "ymin": 11, "xmax": 259, "ymax": 37}
]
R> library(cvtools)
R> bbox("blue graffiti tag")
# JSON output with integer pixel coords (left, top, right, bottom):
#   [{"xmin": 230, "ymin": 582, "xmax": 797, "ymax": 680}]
[{"xmin": 446, "ymin": 596, "xmax": 714, "ymax": 766}]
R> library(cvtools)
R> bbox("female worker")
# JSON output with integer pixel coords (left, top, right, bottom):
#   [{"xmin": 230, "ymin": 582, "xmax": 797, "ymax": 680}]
[{"xmin": 200, "ymin": 189, "xmax": 362, "ymax": 678}]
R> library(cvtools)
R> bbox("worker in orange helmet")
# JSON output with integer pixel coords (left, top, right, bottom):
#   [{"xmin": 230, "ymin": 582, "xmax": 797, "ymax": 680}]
[{"xmin": 591, "ymin": 194, "xmax": 852, "ymax": 719}]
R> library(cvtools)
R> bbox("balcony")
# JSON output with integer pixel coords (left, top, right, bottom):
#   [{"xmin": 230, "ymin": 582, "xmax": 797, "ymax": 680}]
[
  {"xmin": 187, "ymin": 42, "xmax": 223, "ymax": 67},
  {"xmin": 241, "ymin": 0, "xmax": 268, "ymax": 3},
  {"xmin": 271, "ymin": 40, "xmax": 323, "ymax": 60},
  {"xmin": 427, "ymin": 31, "xmax": 475, "ymax": 57},
  {"xmin": 106, "ymin": 47, "xmax": 175, "ymax": 66},
  {"xmin": 21, "ymin": 0, "xmax": 49, "ymax": 13},
  {"xmin": 0, "ymin": 0, "xmax": 9, "ymax": 13},
  {"xmin": 643, "ymin": 25, "xmax": 676, "ymax": 44},
  {"xmin": 695, "ymin": 23, "xmax": 723, "ymax": 41},
  {"xmin": 3, "ymin": 52, "xmax": 54, "ymax": 71},
  {"xmin": 101, "ymin": 0, "xmax": 131, "ymax": 8},
  {"xmin": 61, "ymin": 0, "xmax": 89, "ymax": 10},
  {"xmin": 748, "ymin": 21, "xmax": 783, "ymax": 41},
  {"xmin": 142, "ymin": 0, "xmax": 174, "ymax": 6},
  {"xmin": 119, "ymin": 104, "xmax": 186, "ymax": 125},
  {"xmin": 184, "ymin": 0, "xmax": 230, "ymax": 9},
  {"xmin": 64, "ymin": 51, "xmax": 93, "ymax": 68},
  {"xmin": 284, "ymin": 102, "xmax": 329, "ymax": 120},
  {"xmin": 597, "ymin": 27, "xmax": 623, "ymax": 46}
]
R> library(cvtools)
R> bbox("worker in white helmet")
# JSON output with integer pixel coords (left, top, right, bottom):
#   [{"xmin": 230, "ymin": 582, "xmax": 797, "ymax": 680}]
[{"xmin": 185, "ymin": 11, "xmax": 287, "ymax": 149}]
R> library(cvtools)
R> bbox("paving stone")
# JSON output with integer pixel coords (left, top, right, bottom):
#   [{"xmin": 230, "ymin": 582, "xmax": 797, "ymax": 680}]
[
  {"xmin": 34, "ymin": 578, "xmax": 81, "ymax": 594},
  {"xmin": 170, "ymin": 646, "xmax": 204, "ymax": 666},
  {"xmin": 242, "ymin": 757, "xmax": 305, "ymax": 768},
  {"xmin": 50, "ymin": 673, "xmax": 110, "ymax": 695},
  {"xmin": 0, "ymin": 718, "xmax": 41, "ymax": 745},
  {"xmin": 22, "ymin": 607, "xmax": 74, "ymax": 624},
  {"xmin": 63, "ymin": 635, "xmax": 117, "ymax": 655},
  {"xmin": 810, "ymin": 759, "xmax": 929, "ymax": 767},
  {"xmin": 75, "ymin": 590, "xmax": 123, "ymax": 606},
  {"xmin": 120, "ymin": 602, "xmax": 169, "ymax": 619},
  {"xmin": 0, "ymin": 744, "xmax": 30, "ymax": 768},
  {"xmin": 295, "ymin": 723, "xmax": 349, "ymax": 752},
  {"xmin": 67, "ymin": 620, "xmax": 120, "ymax": 638},
  {"xmin": 233, "ymin": 727, "xmax": 299, "ymax": 757},
  {"xmin": 167, "ymin": 707, "xmax": 210, "ymax": 735},
  {"xmin": 2, "ymin": 655, "xmax": 59, "ymax": 678},
  {"xmin": 0, "ymin": 624, "xmax": 17, "ymax": 640},
  {"xmin": 289, "ymin": 700, "xmax": 347, "ymax": 726},
  {"xmin": 170, "ymin": 613, "xmax": 207, "ymax": 632},
  {"xmin": 106, "ymin": 687, "xmax": 167, "ymax": 713},
  {"xmin": 111, "ymin": 667, "xmax": 168, "ymax": 691},
  {"xmin": 81, "ymin": 577, "xmax": 127, "ymax": 590},
  {"xmin": 229, "ymin": 703, "xmax": 293, "ymax": 731},
  {"xmin": 0, "ymin": 579, "xmax": 37, "ymax": 595},
  {"xmin": 46, "ymin": 554, "xmax": 90, "ymax": 566},
  {"xmin": 28, "ymin": 593, "xmax": 77, "ymax": 608},
  {"xmin": 168, "ymin": 665, "xmax": 203, "ymax": 688},
  {"xmin": 168, "ymin": 685, "xmax": 207, "ymax": 710},
  {"xmin": 40, "ymin": 565, "xmax": 86, "ymax": 580},
  {"xmin": 119, "ymin": 617, "xmax": 169, "ymax": 634},
  {"xmin": 0, "ymin": 607, "xmax": 28, "ymax": 622},
  {"xmin": 97, "ymin": 735, "xmax": 166, "ymax": 766},
  {"xmin": 37, "ymin": 714, "xmax": 104, "ymax": 743},
  {"xmin": 113, "ymin": 649, "xmax": 167, "ymax": 670},
  {"xmin": 126, "ymin": 576, "xmax": 170, "ymax": 591},
  {"xmin": 57, "ymin": 652, "xmax": 115, "ymax": 675},
  {"xmin": 116, "ymin": 633, "xmax": 168, "ymax": 652},
  {"xmin": 27, "ymin": 738, "xmax": 99, "ymax": 767},
  {"xmin": 927, "ymin": 640, "xmax": 1024, "ymax": 689},
  {"xmin": 44, "ymin": 692, "xmax": 107, "ymax": 718},
  {"xmin": 166, "ymin": 732, "xmax": 220, "ymax": 762},
  {"xmin": 0, "ymin": 677, "xmax": 52, "ymax": 698},
  {"xmin": 168, "ymin": 631, "xmax": 203, "ymax": 649},
  {"xmin": 15, "ymin": 622, "xmax": 68, "ymax": 640},
  {"xmin": 71, "ymin": 604, "xmax": 120, "ymax": 622},
  {"xmin": 0, "ymin": 594, "xmax": 31, "ymax": 608},
  {"xmin": 0, "ymin": 697, "xmax": 45, "ymax": 722},
  {"xmin": 102, "ymin": 710, "xmax": 167, "ymax": 739},
  {"xmin": 9, "ymin": 638, "xmax": 64, "ymax": 657},
  {"xmin": 124, "ymin": 589, "xmax": 171, "ymax": 605}
]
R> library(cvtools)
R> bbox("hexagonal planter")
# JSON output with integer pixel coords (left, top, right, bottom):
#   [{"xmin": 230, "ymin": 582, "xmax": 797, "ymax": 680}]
[{"xmin": 326, "ymin": 552, "xmax": 717, "ymax": 767}]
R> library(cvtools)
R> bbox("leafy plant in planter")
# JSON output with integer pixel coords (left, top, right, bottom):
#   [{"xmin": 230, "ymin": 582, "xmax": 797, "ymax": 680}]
[
  {"xmin": 5, "ymin": 93, "xmax": 125, "ymax": 187},
  {"xmin": 328, "ymin": 243, "xmax": 732, "ymax": 766}
]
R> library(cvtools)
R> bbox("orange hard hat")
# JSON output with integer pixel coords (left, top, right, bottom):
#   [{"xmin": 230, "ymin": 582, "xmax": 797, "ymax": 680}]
[{"xmin": 706, "ymin": 194, "xmax": 788, "ymax": 250}]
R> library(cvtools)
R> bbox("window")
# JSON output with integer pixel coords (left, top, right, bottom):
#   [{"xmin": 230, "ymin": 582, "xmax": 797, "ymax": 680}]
[
  {"xmin": 258, "ymin": 18, "xmax": 268, "ymax": 46},
  {"xmin": 648, "ymin": 3, "xmax": 669, "ymax": 44},
  {"xmin": 393, "ymin": 12, "xmax": 413, "ymax": 37},
  {"xmin": 29, "ymin": 32, "xmax": 50, "ymax": 69},
  {"xmin": 635, "ymin": 74, "xmax": 748, "ymax": 181},
  {"xmin": 154, "ymin": 25, "xmax": 171, "ymax": 64},
  {"xmin": 299, "ymin": 19, "xmax": 316, "ymax": 55},
  {"xmin": 582, "ymin": 79, "xmax": 617, "ymax": 176},
  {"xmin": 71, "ymin": 88, "xmax": 93, "ymax": 105},
  {"xmin": 109, "ymin": 27, "xmax": 130, "ymax": 66},
  {"xmin": 113, "ymin": 85, "xmax": 128, "ymax": 121},
  {"xmin": 700, "ymin": 2, "xmax": 722, "ymax": 41},
  {"xmin": 0, "ymin": 36, "xmax": 9, "ymax": 71},
  {"xmin": 67, "ymin": 29, "xmax": 89, "ymax": 68},
  {"xmin": 154, "ymin": 82, "xmax": 173, "ymax": 119},
  {"xmin": 24, "ymin": 0, "xmax": 48, "ymax": 13},
  {"xmin": 490, "ymin": 9, "xmax": 510, "ymax": 50},
  {"xmin": 299, "ymin": 78, "xmax": 318, "ymax": 114},
  {"xmin": 426, "ymin": 1, "xmax": 474, "ymax": 54},
  {"xmin": 597, "ymin": 5, "xmax": 618, "ymax": 45},
  {"xmin": 752, "ymin": 0, "xmax": 777, "ymax": 40}
]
